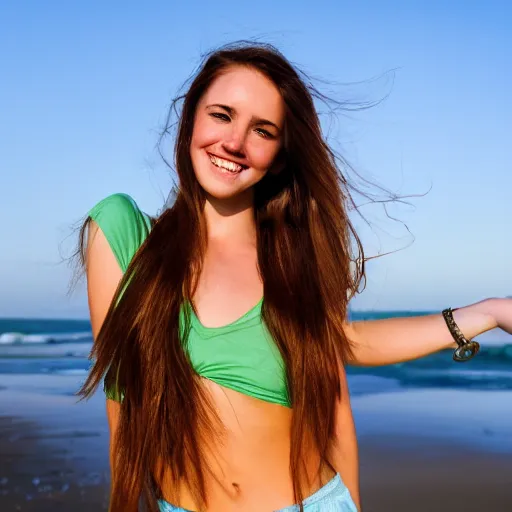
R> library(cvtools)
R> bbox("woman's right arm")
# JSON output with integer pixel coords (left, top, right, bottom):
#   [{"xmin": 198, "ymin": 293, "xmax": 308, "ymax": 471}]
[{"xmin": 85, "ymin": 220, "xmax": 124, "ymax": 477}]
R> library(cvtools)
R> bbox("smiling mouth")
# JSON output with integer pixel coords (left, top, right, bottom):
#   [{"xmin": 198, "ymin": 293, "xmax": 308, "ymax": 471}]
[{"xmin": 208, "ymin": 153, "xmax": 248, "ymax": 174}]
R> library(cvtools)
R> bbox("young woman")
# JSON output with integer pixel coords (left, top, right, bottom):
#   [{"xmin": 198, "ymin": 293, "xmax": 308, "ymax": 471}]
[{"xmin": 78, "ymin": 43, "xmax": 512, "ymax": 512}]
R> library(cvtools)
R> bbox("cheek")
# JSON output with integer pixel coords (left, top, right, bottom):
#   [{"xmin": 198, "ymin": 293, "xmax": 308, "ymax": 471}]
[
  {"xmin": 247, "ymin": 142, "xmax": 281, "ymax": 170},
  {"xmin": 191, "ymin": 117, "xmax": 221, "ymax": 149}
]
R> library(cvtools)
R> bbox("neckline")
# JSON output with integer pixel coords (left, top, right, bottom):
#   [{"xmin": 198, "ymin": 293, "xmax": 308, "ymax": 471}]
[{"xmin": 188, "ymin": 297, "xmax": 264, "ymax": 336}]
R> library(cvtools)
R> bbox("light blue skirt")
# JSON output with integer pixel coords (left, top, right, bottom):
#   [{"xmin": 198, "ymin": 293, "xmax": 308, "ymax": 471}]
[{"xmin": 158, "ymin": 473, "xmax": 358, "ymax": 511}]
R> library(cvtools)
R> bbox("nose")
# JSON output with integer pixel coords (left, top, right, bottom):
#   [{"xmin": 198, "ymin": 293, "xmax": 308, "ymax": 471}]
[{"xmin": 222, "ymin": 125, "xmax": 246, "ymax": 156}]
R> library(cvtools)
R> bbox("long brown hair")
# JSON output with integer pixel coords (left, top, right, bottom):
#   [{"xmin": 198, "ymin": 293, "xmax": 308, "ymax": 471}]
[{"xmin": 78, "ymin": 41, "xmax": 367, "ymax": 511}]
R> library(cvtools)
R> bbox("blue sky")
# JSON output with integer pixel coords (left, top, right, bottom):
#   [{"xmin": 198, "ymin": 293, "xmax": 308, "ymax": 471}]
[{"xmin": 1, "ymin": 1, "xmax": 510, "ymax": 319}]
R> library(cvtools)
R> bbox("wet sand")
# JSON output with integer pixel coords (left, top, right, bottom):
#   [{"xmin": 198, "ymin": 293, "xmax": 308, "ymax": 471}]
[
  {"xmin": 0, "ymin": 416, "xmax": 109, "ymax": 511},
  {"xmin": 359, "ymin": 437, "xmax": 512, "ymax": 511},
  {"xmin": 0, "ymin": 374, "xmax": 109, "ymax": 511},
  {"xmin": 1, "ymin": 374, "xmax": 511, "ymax": 511}
]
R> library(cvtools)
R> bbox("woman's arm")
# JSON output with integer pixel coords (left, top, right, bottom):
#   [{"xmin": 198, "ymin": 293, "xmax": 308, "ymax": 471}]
[
  {"xmin": 85, "ymin": 220, "xmax": 124, "ymax": 475},
  {"xmin": 345, "ymin": 298, "xmax": 511, "ymax": 367}
]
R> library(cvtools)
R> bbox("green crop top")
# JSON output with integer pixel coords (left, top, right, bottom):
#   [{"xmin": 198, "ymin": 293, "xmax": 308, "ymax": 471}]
[{"xmin": 88, "ymin": 193, "xmax": 290, "ymax": 408}]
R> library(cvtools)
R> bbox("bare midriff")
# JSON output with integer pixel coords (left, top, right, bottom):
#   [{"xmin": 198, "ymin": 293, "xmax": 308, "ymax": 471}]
[{"xmin": 157, "ymin": 379, "xmax": 337, "ymax": 512}]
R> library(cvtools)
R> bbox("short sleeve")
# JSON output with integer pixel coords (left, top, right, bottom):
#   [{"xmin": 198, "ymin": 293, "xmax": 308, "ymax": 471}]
[
  {"xmin": 87, "ymin": 193, "xmax": 152, "ymax": 404},
  {"xmin": 88, "ymin": 193, "xmax": 152, "ymax": 274}
]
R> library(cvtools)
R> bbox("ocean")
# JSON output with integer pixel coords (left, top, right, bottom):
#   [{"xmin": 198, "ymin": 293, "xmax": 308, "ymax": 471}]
[{"xmin": 1, "ymin": 312, "xmax": 511, "ymax": 395}]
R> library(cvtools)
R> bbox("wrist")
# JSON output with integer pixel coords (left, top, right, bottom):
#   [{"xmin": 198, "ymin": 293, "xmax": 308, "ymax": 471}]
[
  {"xmin": 445, "ymin": 299, "xmax": 497, "ymax": 362},
  {"xmin": 452, "ymin": 299, "xmax": 497, "ymax": 333},
  {"xmin": 481, "ymin": 297, "xmax": 510, "ymax": 332},
  {"xmin": 473, "ymin": 298, "xmax": 500, "ymax": 331}
]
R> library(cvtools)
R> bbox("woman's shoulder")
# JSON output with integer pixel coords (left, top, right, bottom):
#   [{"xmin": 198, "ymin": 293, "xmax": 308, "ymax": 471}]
[
  {"xmin": 87, "ymin": 193, "xmax": 152, "ymax": 273},
  {"xmin": 88, "ymin": 192, "xmax": 145, "ymax": 219}
]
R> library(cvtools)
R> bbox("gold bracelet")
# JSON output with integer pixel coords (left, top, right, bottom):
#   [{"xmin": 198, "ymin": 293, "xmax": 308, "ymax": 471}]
[{"xmin": 442, "ymin": 308, "xmax": 480, "ymax": 362}]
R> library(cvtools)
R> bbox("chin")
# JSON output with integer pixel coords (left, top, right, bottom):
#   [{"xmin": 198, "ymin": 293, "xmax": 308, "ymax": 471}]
[{"xmin": 197, "ymin": 175, "xmax": 253, "ymax": 202}]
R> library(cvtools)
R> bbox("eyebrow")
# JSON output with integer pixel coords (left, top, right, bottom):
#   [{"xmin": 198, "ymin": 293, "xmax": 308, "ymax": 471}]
[{"xmin": 207, "ymin": 103, "xmax": 281, "ymax": 132}]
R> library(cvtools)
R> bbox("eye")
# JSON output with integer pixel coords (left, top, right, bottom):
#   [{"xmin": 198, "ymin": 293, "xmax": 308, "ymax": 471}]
[
  {"xmin": 210, "ymin": 112, "xmax": 230, "ymax": 122},
  {"xmin": 255, "ymin": 128, "xmax": 275, "ymax": 139}
]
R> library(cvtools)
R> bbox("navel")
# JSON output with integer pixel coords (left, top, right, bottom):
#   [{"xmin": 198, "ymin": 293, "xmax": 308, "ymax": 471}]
[{"xmin": 231, "ymin": 482, "xmax": 241, "ymax": 496}]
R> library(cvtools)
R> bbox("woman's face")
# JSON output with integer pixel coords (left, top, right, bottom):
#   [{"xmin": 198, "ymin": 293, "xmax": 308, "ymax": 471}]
[{"xmin": 190, "ymin": 66, "xmax": 285, "ymax": 202}]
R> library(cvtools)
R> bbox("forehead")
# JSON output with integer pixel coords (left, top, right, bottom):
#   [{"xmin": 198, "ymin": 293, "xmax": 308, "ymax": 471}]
[{"xmin": 200, "ymin": 66, "xmax": 284, "ymax": 124}]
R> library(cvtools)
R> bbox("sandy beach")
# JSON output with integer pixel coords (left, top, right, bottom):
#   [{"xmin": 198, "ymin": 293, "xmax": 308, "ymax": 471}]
[
  {"xmin": 0, "ymin": 375, "xmax": 109, "ymax": 511},
  {"xmin": 1, "ymin": 373, "xmax": 511, "ymax": 511}
]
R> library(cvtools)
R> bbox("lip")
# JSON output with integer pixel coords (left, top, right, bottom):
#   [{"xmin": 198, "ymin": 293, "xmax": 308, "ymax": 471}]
[{"xmin": 207, "ymin": 152, "xmax": 249, "ymax": 170}]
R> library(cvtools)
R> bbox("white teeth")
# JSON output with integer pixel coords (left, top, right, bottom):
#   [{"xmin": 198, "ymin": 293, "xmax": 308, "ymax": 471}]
[{"xmin": 209, "ymin": 154, "xmax": 243, "ymax": 173}]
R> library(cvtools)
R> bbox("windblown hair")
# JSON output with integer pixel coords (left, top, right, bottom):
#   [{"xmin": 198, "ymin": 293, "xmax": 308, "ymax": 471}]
[{"xmin": 78, "ymin": 42, "xmax": 367, "ymax": 511}]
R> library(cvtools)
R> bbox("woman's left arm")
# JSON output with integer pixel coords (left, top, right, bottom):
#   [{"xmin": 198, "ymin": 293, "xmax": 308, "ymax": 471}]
[{"xmin": 345, "ymin": 298, "xmax": 512, "ymax": 367}]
